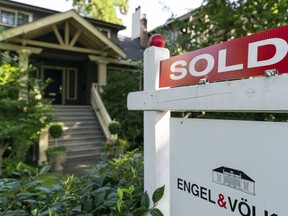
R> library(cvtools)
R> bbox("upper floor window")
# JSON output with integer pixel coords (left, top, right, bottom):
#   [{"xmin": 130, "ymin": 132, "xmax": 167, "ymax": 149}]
[
  {"xmin": 17, "ymin": 12, "xmax": 29, "ymax": 25},
  {"xmin": 98, "ymin": 28, "xmax": 111, "ymax": 38},
  {"xmin": 0, "ymin": 7, "xmax": 32, "ymax": 27},
  {"xmin": 1, "ymin": 10, "xmax": 15, "ymax": 25}
]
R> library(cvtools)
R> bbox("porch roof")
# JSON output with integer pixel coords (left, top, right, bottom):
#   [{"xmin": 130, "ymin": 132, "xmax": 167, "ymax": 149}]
[{"xmin": 0, "ymin": 10, "xmax": 126, "ymax": 59}]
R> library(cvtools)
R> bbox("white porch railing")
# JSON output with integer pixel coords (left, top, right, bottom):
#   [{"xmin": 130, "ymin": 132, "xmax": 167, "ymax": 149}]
[{"xmin": 91, "ymin": 83, "xmax": 112, "ymax": 140}]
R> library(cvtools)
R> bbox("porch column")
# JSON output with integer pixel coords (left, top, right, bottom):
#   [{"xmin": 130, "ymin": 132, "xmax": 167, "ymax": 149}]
[
  {"xmin": 18, "ymin": 49, "xmax": 31, "ymax": 70},
  {"xmin": 97, "ymin": 60, "xmax": 108, "ymax": 92},
  {"xmin": 17, "ymin": 48, "xmax": 47, "ymax": 165},
  {"xmin": 17, "ymin": 49, "xmax": 31, "ymax": 100}
]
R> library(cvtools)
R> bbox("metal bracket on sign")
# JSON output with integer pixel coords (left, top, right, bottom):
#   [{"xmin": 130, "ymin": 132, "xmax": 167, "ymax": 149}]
[
  {"xmin": 198, "ymin": 78, "xmax": 208, "ymax": 84},
  {"xmin": 264, "ymin": 69, "xmax": 277, "ymax": 77}
]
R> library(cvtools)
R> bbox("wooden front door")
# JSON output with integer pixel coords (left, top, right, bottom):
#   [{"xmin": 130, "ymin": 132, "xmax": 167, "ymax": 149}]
[{"xmin": 44, "ymin": 68, "xmax": 63, "ymax": 104}]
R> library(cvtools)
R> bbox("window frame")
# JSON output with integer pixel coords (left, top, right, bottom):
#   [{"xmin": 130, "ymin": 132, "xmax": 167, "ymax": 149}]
[
  {"xmin": 0, "ymin": 7, "xmax": 32, "ymax": 27},
  {"xmin": 98, "ymin": 27, "xmax": 111, "ymax": 38},
  {"xmin": 17, "ymin": 12, "xmax": 30, "ymax": 25},
  {"xmin": 66, "ymin": 68, "xmax": 78, "ymax": 100}
]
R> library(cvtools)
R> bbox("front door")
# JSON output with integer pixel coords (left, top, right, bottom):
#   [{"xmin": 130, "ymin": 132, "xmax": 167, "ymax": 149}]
[{"xmin": 44, "ymin": 68, "xmax": 63, "ymax": 104}]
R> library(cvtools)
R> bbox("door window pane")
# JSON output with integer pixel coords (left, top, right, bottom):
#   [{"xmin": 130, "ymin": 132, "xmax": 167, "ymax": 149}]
[{"xmin": 67, "ymin": 69, "xmax": 77, "ymax": 100}]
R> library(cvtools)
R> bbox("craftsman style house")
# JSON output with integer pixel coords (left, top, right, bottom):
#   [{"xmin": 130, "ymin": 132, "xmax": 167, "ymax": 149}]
[
  {"xmin": 0, "ymin": 1, "xmax": 138, "ymax": 104},
  {"xmin": 0, "ymin": 0, "xmax": 142, "ymax": 164},
  {"xmin": 212, "ymin": 166, "xmax": 256, "ymax": 195}
]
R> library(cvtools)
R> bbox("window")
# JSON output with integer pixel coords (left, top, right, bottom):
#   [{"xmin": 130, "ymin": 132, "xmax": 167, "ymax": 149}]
[
  {"xmin": 243, "ymin": 181, "xmax": 249, "ymax": 191},
  {"xmin": 67, "ymin": 69, "xmax": 78, "ymax": 100},
  {"xmin": 235, "ymin": 179, "xmax": 241, "ymax": 189},
  {"xmin": 224, "ymin": 175, "xmax": 229, "ymax": 185},
  {"xmin": 0, "ymin": 8, "xmax": 32, "ymax": 26},
  {"xmin": 98, "ymin": 28, "xmax": 111, "ymax": 38},
  {"xmin": 217, "ymin": 174, "xmax": 221, "ymax": 183},
  {"xmin": 229, "ymin": 176, "xmax": 235, "ymax": 187},
  {"xmin": 17, "ymin": 12, "xmax": 29, "ymax": 25},
  {"xmin": 1, "ymin": 10, "xmax": 15, "ymax": 25}
]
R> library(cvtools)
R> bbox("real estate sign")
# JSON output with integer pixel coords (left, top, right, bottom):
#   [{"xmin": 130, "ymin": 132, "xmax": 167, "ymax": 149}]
[
  {"xmin": 171, "ymin": 118, "xmax": 288, "ymax": 216},
  {"xmin": 128, "ymin": 25, "xmax": 288, "ymax": 216},
  {"xmin": 160, "ymin": 25, "xmax": 288, "ymax": 88}
]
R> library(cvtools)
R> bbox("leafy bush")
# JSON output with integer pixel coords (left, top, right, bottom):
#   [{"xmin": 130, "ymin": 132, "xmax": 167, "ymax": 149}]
[
  {"xmin": 1, "ymin": 160, "xmax": 35, "ymax": 178},
  {"xmin": 104, "ymin": 138, "xmax": 128, "ymax": 157},
  {"xmin": 108, "ymin": 121, "xmax": 121, "ymax": 135},
  {"xmin": 45, "ymin": 146, "xmax": 68, "ymax": 164},
  {"xmin": 48, "ymin": 123, "xmax": 64, "ymax": 139},
  {"xmin": 101, "ymin": 70, "xmax": 143, "ymax": 147},
  {"xmin": 0, "ymin": 165, "xmax": 76, "ymax": 215},
  {"xmin": 0, "ymin": 53, "xmax": 53, "ymax": 176},
  {"xmin": 0, "ymin": 150, "xmax": 165, "ymax": 216}
]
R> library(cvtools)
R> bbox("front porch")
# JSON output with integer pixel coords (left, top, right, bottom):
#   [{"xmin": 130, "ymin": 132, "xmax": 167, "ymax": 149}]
[
  {"xmin": 38, "ymin": 84, "xmax": 112, "ymax": 172},
  {"xmin": 0, "ymin": 10, "xmax": 138, "ymax": 174},
  {"xmin": 0, "ymin": 10, "xmax": 136, "ymax": 106}
]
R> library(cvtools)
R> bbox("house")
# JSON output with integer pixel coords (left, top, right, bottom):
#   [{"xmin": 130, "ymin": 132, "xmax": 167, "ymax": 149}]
[
  {"xmin": 0, "ymin": 0, "xmax": 143, "ymax": 166},
  {"xmin": 212, "ymin": 166, "xmax": 256, "ymax": 195}
]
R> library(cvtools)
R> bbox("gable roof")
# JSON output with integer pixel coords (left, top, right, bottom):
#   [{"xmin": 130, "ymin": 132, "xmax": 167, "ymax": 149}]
[
  {"xmin": 213, "ymin": 166, "xmax": 255, "ymax": 182},
  {"xmin": 0, "ymin": 10, "xmax": 126, "ymax": 58}
]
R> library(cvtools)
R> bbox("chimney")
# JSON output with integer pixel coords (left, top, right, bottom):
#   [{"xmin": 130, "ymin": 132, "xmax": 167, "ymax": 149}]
[
  {"xmin": 140, "ymin": 14, "xmax": 148, "ymax": 49},
  {"xmin": 132, "ymin": 6, "xmax": 141, "ymax": 39},
  {"xmin": 132, "ymin": 6, "xmax": 149, "ymax": 49}
]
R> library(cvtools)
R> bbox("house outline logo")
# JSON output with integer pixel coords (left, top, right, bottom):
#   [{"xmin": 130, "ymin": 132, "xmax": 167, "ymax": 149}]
[{"xmin": 212, "ymin": 166, "xmax": 256, "ymax": 196}]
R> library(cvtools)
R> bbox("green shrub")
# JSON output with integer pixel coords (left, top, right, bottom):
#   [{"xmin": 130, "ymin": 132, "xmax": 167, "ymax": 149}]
[
  {"xmin": 45, "ymin": 146, "xmax": 67, "ymax": 156},
  {"xmin": 101, "ymin": 71, "xmax": 143, "ymax": 146},
  {"xmin": 45, "ymin": 146, "xmax": 67, "ymax": 163},
  {"xmin": 108, "ymin": 121, "xmax": 121, "ymax": 135},
  {"xmin": 0, "ymin": 150, "xmax": 165, "ymax": 215},
  {"xmin": 0, "ymin": 56, "xmax": 53, "ymax": 176},
  {"xmin": 49, "ymin": 123, "xmax": 64, "ymax": 139},
  {"xmin": 104, "ymin": 138, "xmax": 128, "ymax": 157},
  {"xmin": 1, "ymin": 161, "xmax": 35, "ymax": 178},
  {"xmin": 0, "ymin": 164, "xmax": 72, "ymax": 215}
]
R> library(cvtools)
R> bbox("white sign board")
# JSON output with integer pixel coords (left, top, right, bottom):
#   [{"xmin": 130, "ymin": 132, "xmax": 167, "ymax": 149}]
[{"xmin": 171, "ymin": 118, "xmax": 288, "ymax": 216}]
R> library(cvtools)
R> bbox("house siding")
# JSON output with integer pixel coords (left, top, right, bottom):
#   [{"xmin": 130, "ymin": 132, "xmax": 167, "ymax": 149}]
[{"xmin": 0, "ymin": 1, "xmax": 137, "ymax": 106}]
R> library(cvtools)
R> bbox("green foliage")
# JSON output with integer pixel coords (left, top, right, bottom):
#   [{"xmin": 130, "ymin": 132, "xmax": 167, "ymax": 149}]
[
  {"xmin": 104, "ymin": 138, "xmax": 128, "ymax": 157},
  {"xmin": 1, "ymin": 161, "xmax": 35, "ymax": 178},
  {"xmin": 152, "ymin": 185, "xmax": 165, "ymax": 205},
  {"xmin": 108, "ymin": 121, "xmax": 121, "ymax": 135},
  {"xmin": 71, "ymin": 0, "xmax": 128, "ymax": 25},
  {"xmin": 101, "ymin": 70, "xmax": 143, "ymax": 147},
  {"xmin": 0, "ymin": 165, "xmax": 75, "ymax": 215},
  {"xmin": 159, "ymin": 0, "xmax": 288, "ymax": 121},
  {"xmin": 48, "ymin": 123, "xmax": 64, "ymax": 139},
  {"xmin": 0, "ymin": 150, "xmax": 165, "ymax": 215},
  {"xmin": 45, "ymin": 146, "xmax": 67, "ymax": 159},
  {"xmin": 116, "ymin": 185, "xmax": 164, "ymax": 216},
  {"xmin": 0, "ymin": 52, "xmax": 53, "ymax": 176},
  {"xmin": 160, "ymin": 0, "xmax": 288, "ymax": 55}
]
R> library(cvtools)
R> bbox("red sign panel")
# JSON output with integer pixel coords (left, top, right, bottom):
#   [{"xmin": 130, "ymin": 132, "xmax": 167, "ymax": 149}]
[{"xmin": 159, "ymin": 25, "xmax": 288, "ymax": 88}]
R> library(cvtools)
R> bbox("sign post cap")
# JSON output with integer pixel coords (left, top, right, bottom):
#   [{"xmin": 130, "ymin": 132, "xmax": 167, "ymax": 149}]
[{"xmin": 149, "ymin": 34, "xmax": 166, "ymax": 48}]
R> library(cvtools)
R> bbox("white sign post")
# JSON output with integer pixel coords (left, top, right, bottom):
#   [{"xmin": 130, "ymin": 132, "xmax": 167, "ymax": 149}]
[
  {"xmin": 142, "ymin": 47, "xmax": 171, "ymax": 215},
  {"xmin": 128, "ymin": 26, "xmax": 288, "ymax": 216}
]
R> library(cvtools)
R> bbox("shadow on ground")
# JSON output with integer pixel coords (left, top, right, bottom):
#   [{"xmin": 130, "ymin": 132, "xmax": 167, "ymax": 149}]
[{"xmin": 63, "ymin": 156, "xmax": 102, "ymax": 176}]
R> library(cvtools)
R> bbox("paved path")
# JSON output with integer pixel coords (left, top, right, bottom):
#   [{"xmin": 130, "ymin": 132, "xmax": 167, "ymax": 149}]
[{"xmin": 63, "ymin": 156, "xmax": 102, "ymax": 176}]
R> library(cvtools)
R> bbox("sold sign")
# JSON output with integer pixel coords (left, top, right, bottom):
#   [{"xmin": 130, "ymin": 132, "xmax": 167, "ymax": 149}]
[{"xmin": 159, "ymin": 25, "xmax": 288, "ymax": 88}]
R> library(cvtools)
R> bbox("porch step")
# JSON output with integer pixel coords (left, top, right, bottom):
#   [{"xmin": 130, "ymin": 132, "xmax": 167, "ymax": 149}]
[
  {"xmin": 51, "ymin": 136, "xmax": 104, "ymax": 145},
  {"xmin": 67, "ymin": 146, "xmax": 103, "ymax": 158},
  {"xmin": 50, "ymin": 105, "xmax": 106, "ymax": 162}
]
